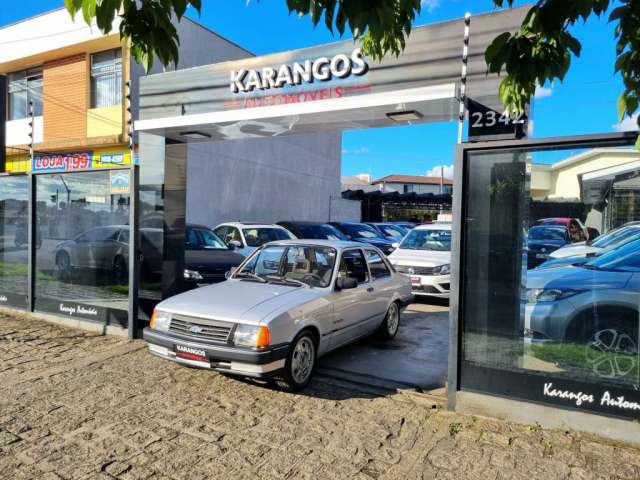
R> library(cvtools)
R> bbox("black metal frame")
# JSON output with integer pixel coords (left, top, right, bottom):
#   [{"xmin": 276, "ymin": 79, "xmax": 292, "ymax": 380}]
[{"xmin": 448, "ymin": 131, "xmax": 638, "ymax": 414}]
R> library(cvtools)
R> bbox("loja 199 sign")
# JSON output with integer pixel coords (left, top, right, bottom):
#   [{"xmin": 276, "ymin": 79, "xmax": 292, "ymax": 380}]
[
  {"xmin": 32, "ymin": 152, "xmax": 93, "ymax": 172},
  {"xmin": 467, "ymin": 99, "xmax": 528, "ymax": 141}
]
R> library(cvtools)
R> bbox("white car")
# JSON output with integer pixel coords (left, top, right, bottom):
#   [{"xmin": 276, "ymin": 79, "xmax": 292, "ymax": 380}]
[
  {"xmin": 144, "ymin": 240, "xmax": 413, "ymax": 390},
  {"xmin": 213, "ymin": 222, "xmax": 295, "ymax": 257},
  {"xmin": 388, "ymin": 223, "xmax": 451, "ymax": 299}
]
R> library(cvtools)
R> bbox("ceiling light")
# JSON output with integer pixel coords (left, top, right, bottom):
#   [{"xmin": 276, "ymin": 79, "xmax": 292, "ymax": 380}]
[
  {"xmin": 386, "ymin": 110, "xmax": 423, "ymax": 122},
  {"xmin": 180, "ymin": 131, "xmax": 211, "ymax": 139}
]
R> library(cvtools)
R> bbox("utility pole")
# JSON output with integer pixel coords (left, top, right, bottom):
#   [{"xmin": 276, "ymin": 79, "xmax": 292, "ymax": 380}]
[{"xmin": 457, "ymin": 13, "xmax": 471, "ymax": 144}]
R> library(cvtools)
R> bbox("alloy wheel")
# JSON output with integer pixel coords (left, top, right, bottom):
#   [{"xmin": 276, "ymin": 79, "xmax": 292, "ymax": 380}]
[
  {"xmin": 585, "ymin": 328, "xmax": 638, "ymax": 379},
  {"xmin": 291, "ymin": 336, "xmax": 315, "ymax": 385},
  {"xmin": 387, "ymin": 303, "xmax": 399, "ymax": 336}
]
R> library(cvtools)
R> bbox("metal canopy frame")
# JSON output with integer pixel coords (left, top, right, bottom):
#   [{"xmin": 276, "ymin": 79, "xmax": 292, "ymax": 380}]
[{"xmin": 447, "ymin": 130, "xmax": 639, "ymax": 411}]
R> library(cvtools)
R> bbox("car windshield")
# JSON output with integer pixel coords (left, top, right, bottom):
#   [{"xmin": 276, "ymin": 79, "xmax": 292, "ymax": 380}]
[
  {"xmin": 528, "ymin": 226, "xmax": 567, "ymax": 241},
  {"xmin": 235, "ymin": 245, "xmax": 337, "ymax": 287},
  {"xmin": 584, "ymin": 237, "xmax": 640, "ymax": 272},
  {"xmin": 592, "ymin": 226, "xmax": 640, "ymax": 249},
  {"xmin": 400, "ymin": 228, "xmax": 451, "ymax": 251},
  {"xmin": 340, "ymin": 223, "xmax": 380, "ymax": 239},
  {"xmin": 197, "ymin": 229, "xmax": 228, "ymax": 249},
  {"xmin": 377, "ymin": 224, "xmax": 406, "ymax": 237},
  {"xmin": 242, "ymin": 227, "xmax": 294, "ymax": 247},
  {"xmin": 295, "ymin": 224, "xmax": 347, "ymax": 240}
]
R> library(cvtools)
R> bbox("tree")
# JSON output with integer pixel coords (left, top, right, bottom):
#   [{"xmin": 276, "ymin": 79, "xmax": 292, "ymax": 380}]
[{"xmin": 66, "ymin": 0, "xmax": 639, "ymax": 142}]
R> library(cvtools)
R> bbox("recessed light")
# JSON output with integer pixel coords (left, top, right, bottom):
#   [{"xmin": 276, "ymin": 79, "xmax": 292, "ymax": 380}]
[
  {"xmin": 386, "ymin": 110, "xmax": 423, "ymax": 122},
  {"xmin": 180, "ymin": 131, "xmax": 211, "ymax": 139}
]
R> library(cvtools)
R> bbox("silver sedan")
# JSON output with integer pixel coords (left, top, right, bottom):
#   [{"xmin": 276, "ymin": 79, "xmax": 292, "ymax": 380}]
[{"xmin": 143, "ymin": 240, "xmax": 413, "ymax": 390}]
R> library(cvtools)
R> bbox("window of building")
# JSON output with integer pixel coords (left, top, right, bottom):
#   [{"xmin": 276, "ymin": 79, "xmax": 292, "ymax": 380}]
[
  {"xmin": 403, "ymin": 184, "xmax": 414, "ymax": 193},
  {"xmin": 8, "ymin": 68, "xmax": 43, "ymax": 120},
  {"xmin": 90, "ymin": 49, "xmax": 122, "ymax": 108}
]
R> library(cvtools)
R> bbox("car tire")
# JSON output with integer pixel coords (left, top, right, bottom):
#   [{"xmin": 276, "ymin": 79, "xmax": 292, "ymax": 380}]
[
  {"xmin": 582, "ymin": 318, "xmax": 638, "ymax": 380},
  {"xmin": 277, "ymin": 331, "xmax": 317, "ymax": 392},
  {"xmin": 377, "ymin": 301, "xmax": 401, "ymax": 340},
  {"xmin": 55, "ymin": 252, "xmax": 71, "ymax": 282}
]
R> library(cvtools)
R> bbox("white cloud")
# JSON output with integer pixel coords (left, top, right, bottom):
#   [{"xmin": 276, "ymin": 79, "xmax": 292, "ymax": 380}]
[
  {"xmin": 613, "ymin": 114, "xmax": 639, "ymax": 132},
  {"xmin": 421, "ymin": 0, "xmax": 441, "ymax": 12},
  {"xmin": 426, "ymin": 164, "xmax": 454, "ymax": 179},
  {"xmin": 534, "ymin": 86, "xmax": 553, "ymax": 99}
]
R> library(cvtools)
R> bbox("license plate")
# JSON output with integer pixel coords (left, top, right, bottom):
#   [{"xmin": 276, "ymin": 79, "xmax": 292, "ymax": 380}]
[
  {"xmin": 536, "ymin": 253, "xmax": 549, "ymax": 259},
  {"xmin": 411, "ymin": 276, "xmax": 421, "ymax": 285},
  {"xmin": 175, "ymin": 345, "xmax": 207, "ymax": 362}
]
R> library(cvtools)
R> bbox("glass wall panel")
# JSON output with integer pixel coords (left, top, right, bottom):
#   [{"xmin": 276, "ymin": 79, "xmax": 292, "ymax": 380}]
[
  {"xmin": 34, "ymin": 170, "xmax": 130, "ymax": 326},
  {"xmin": 0, "ymin": 175, "xmax": 29, "ymax": 308},
  {"xmin": 461, "ymin": 146, "xmax": 640, "ymax": 419}
]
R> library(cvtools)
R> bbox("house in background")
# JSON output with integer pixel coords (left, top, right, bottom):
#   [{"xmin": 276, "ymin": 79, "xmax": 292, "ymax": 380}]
[
  {"xmin": 371, "ymin": 174, "xmax": 453, "ymax": 194},
  {"xmin": 0, "ymin": 7, "xmax": 252, "ymax": 173}
]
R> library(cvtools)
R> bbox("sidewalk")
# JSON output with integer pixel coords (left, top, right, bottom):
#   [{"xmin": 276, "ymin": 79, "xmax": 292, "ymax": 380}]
[{"xmin": 1, "ymin": 312, "xmax": 639, "ymax": 479}]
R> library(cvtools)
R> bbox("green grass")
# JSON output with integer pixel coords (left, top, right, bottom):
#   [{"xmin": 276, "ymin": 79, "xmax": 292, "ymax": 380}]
[{"xmin": 0, "ymin": 262, "xmax": 52, "ymax": 280}]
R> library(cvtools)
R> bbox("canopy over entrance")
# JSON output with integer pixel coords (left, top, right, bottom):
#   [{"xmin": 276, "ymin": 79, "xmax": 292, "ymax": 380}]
[{"xmin": 135, "ymin": 6, "xmax": 529, "ymax": 141}]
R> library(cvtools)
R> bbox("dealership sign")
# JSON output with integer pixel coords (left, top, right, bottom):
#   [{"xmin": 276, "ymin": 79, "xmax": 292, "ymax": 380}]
[
  {"xmin": 230, "ymin": 48, "xmax": 368, "ymax": 93},
  {"xmin": 33, "ymin": 152, "xmax": 92, "ymax": 172}
]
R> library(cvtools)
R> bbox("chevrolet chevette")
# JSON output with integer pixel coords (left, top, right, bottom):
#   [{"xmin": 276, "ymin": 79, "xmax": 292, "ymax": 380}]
[{"xmin": 143, "ymin": 240, "xmax": 412, "ymax": 390}]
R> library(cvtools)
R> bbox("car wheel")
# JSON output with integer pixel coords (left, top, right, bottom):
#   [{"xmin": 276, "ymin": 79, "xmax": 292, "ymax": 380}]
[
  {"xmin": 584, "ymin": 322, "xmax": 638, "ymax": 380},
  {"xmin": 278, "ymin": 331, "xmax": 316, "ymax": 392},
  {"xmin": 55, "ymin": 252, "xmax": 71, "ymax": 282},
  {"xmin": 377, "ymin": 301, "xmax": 400, "ymax": 339}
]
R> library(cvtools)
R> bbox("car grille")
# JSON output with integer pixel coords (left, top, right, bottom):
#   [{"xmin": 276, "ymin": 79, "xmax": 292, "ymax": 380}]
[
  {"xmin": 395, "ymin": 265, "xmax": 438, "ymax": 275},
  {"xmin": 169, "ymin": 314, "xmax": 233, "ymax": 343}
]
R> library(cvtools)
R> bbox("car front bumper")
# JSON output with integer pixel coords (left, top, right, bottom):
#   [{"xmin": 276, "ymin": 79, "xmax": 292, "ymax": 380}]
[
  {"xmin": 409, "ymin": 274, "xmax": 450, "ymax": 298},
  {"xmin": 523, "ymin": 301, "xmax": 575, "ymax": 343},
  {"xmin": 143, "ymin": 328, "xmax": 289, "ymax": 378}
]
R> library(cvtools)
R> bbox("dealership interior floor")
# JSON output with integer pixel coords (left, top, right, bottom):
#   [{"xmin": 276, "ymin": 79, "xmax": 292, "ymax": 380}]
[{"xmin": 317, "ymin": 301, "xmax": 449, "ymax": 392}]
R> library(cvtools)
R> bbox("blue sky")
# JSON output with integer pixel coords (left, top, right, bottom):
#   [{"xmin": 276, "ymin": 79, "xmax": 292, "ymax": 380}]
[{"xmin": 1, "ymin": 1, "xmax": 632, "ymax": 180}]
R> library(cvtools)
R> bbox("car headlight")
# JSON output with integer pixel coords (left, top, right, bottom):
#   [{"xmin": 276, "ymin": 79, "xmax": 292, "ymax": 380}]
[
  {"xmin": 150, "ymin": 309, "xmax": 171, "ymax": 332},
  {"xmin": 233, "ymin": 324, "xmax": 270, "ymax": 349},
  {"xmin": 526, "ymin": 288, "xmax": 583, "ymax": 304},
  {"xmin": 184, "ymin": 269, "xmax": 203, "ymax": 281},
  {"xmin": 434, "ymin": 264, "xmax": 450, "ymax": 275}
]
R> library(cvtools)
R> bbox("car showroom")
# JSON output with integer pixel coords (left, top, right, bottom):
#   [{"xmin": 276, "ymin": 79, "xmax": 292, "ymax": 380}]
[{"xmin": 1, "ymin": 5, "xmax": 639, "ymax": 446}]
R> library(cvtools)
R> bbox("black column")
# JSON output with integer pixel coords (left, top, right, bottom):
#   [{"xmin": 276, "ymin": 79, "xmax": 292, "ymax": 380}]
[{"xmin": 0, "ymin": 74, "xmax": 6, "ymax": 173}]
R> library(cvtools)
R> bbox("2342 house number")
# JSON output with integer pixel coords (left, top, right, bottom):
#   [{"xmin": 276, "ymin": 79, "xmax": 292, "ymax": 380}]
[{"xmin": 470, "ymin": 110, "xmax": 527, "ymax": 128}]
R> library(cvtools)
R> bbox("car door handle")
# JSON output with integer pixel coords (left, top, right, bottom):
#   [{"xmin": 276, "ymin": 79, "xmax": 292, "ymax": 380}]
[{"xmin": 367, "ymin": 287, "xmax": 374, "ymax": 293}]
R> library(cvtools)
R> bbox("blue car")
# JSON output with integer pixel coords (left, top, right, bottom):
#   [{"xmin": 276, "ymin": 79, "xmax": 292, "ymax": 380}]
[
  {"xmin": 329, "ymin": 222, "xmax": 396, "ymax": 255},
  {"xmin": 527, "ymin": 225, "xmax": 572, "ymax": 269}
]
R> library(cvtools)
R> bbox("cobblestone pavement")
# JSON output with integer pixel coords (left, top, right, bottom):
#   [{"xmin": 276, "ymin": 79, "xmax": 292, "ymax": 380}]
[{"xmin": 1, "ymin": 312, "xmax": 640, "ymax": 480}]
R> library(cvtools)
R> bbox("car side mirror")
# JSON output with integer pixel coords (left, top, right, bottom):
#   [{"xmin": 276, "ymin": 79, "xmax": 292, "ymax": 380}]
[
  {"xmin": 335, "ymin": 277, "xmax": 358, "ymax": 291},
  {"xmin": 225, "ymin": 266, "xmax": 238, "ymax": 279},
  {"xmin": 392, "ymin": 242, "xmax": 399, "ymax": 249},
  {"xmin": 228, "ymin": 240, "xmax": 242, "ymax": 250}
]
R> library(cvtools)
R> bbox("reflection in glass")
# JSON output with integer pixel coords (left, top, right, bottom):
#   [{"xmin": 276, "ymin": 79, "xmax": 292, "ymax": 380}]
[
  {"xmin": 34, "ymin": 171, "xmax": 130, "ymax": 325},
  {"xmin": 0, "ymin": 176, "xmax": 29, "ymax": 308},
  {"xmin": 462, "ymin": 147, "xmax": 640, "ymax": 403}
]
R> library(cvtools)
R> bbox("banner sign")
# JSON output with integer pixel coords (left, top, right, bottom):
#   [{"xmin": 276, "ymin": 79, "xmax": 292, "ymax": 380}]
[
  {"xmin": 110, "ymin": 170, "xmax": 130, "ymax": 194},
  {"xmin": 33, "ymin": 151, "xmax": 92, "ymax": 172}
]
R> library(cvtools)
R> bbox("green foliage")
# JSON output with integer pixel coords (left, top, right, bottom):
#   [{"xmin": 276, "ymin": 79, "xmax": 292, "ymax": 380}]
[
  {"xmin": 487, "ymin": 0, "xmax": 640, "ymax": 141},
  {"xmin": 285, "ymin": 0, "xmax": 422, "ymax": 60},
  {"xmin": 64, "ymin": 0, "xmax": 202, "ymax": 71}
]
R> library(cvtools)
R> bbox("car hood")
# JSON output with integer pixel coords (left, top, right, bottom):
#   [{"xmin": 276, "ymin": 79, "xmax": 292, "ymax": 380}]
[
  {"xmin": 526, "ymin": 266, "xmax": 632, "ymax": 291},
  {"xmin": 185, "ymin": 249, "xmax": 244, "ymax": 273},
  {"xmin": 549, "ymin": 244, "xmax": 601, "ymax": 259},
  {"xmin": 388, "ymin": 248, "xmax": 450, "ymax": 266},
  {"xmin": 156, "ymin": 279, "xmax": 324, "ymax": 324}
]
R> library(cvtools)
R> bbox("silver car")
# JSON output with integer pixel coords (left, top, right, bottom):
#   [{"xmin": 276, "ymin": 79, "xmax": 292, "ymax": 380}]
[{"xmin": 144, "ymin": 240, "xmax": 412, "ymax": 390}]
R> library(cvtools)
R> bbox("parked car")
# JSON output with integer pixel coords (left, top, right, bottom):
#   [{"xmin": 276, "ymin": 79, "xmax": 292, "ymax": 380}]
[
  {"xmin": 525, "ymin": 238, "xmax": 640, "ymax": 380},
  {"xmin": 366, "ymin": 222, "xmax": 408, "ymax": 240},
  {"xmin": 526, "ymin": 225, "xmax": 572, "ymax": 269},
  {"xmin": 277, "ymin": 221, "xmax": 347, "ymax": 241},
  {"xmin": 534, "ymin": 217, "xmax": 591, "ymax": 242},
  {"xmin": 328, "ymin": 222, "xmax": 396, "ymax": 255},
  {"xmin": 547, "ymin": 222, "xmax": 640, "ymax": 260},
  {"xmin": 143, "ymin": 240, "xmax": 412, "ymax": 390},
  {"xmin": 387, "ymin": 223, "xmax": 452, "ymax": 299},
  {"xmin": 54, "ymin": 224, "xmax": 243, "ymax": 287},
  {"xmin": 394, "ymin": 222, "xmax": 418, "ymax": 230},
  {"xmin": 213, "ymin": 222, "xmax": 295, "ymax": 257}
]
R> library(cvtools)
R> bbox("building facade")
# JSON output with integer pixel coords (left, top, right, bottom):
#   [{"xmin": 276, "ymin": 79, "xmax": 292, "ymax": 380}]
[{"xmin": 372, "ymin": 174, "xmax": 453, "ymax": 195}]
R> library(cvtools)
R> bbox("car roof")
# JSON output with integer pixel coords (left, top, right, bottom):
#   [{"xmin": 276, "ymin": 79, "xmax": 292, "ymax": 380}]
[
  {"xmin": 265, "ymin": 239, "xmax": 374, "ymax": 249},
  {"xmin": 530, "ymin": 224, "xmax": 568, "ymax": 230},
  {"xmin": 278, "ymin": 221, "xmax": 330, "ymax": 226},
  {"xmin": 216, "ymin": 222, "xmax": 287, "ymax": 228},
  {"xmin": 413, "ymin": 223, "xmax": 452, "ymax": 231}
]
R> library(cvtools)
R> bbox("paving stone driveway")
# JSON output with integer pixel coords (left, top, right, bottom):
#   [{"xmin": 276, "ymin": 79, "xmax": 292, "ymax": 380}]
[{"xmin": 1, "ymin": 312, "xmax": 640, "ymax": 480}]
